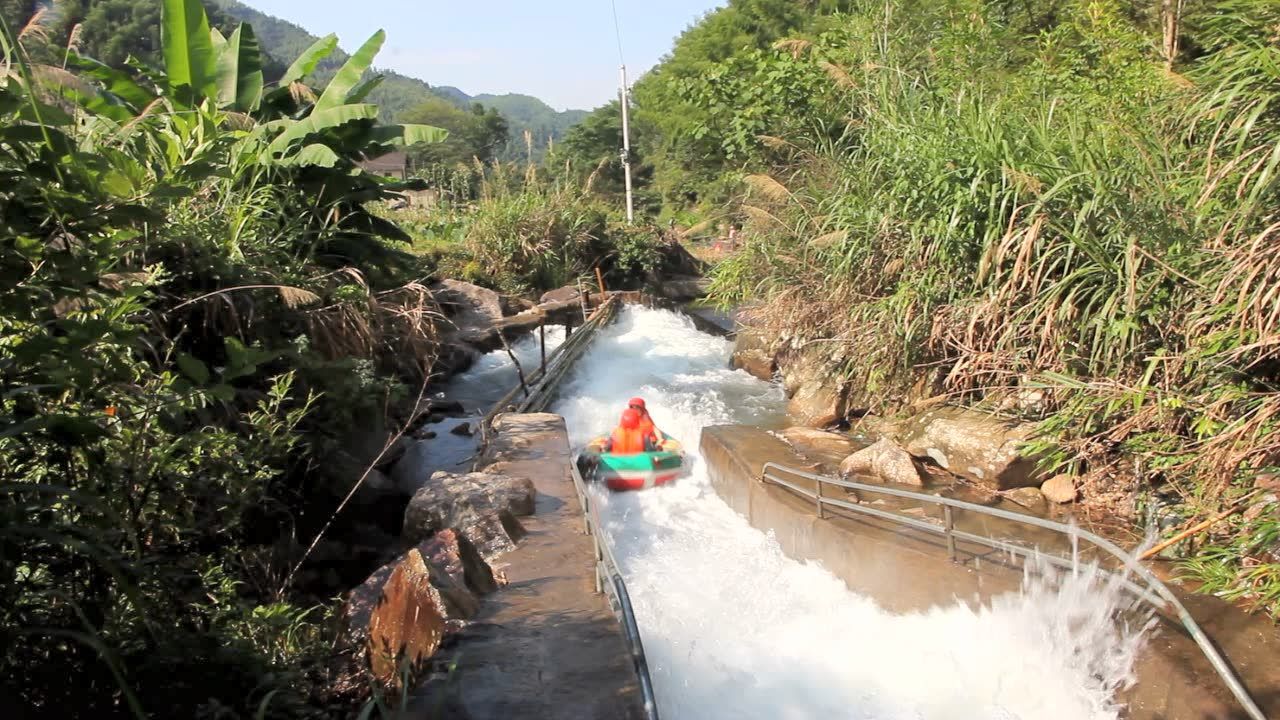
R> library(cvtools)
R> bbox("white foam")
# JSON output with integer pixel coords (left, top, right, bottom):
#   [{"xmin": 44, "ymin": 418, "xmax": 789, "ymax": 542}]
[
  {"xmin": 437, "ymin": 324, "xmax": 567, "ymax": 413},
  {"xmin": 552, "ymin": 306, "xmax": 1151, "ymax": 720}
]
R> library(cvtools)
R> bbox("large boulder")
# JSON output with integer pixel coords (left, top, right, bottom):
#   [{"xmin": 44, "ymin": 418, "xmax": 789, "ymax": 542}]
[
  {"xmin": 431, "ymin": 279, "xmax": 504, "ymax": 336},
  {"xmin": 852, "ymin": 414, "xmax": 906, "ymax": 443},
  {"xmin": 661, "ymin": 274, "xmax": 710, "ymax": 301},
  {"xmin": 365, "ymin": 549, "xmax": 448, "ymax": 687},
  {"xmin": 731, "ymin": 326, "xmax": 777, "ymax": 381},
  {"xmin": 901, "ymin": 406, "xmax": 1044, "ymax": 490},
  {"xmin": 839, "ymin": 438, "xmax": 925, "ymax": 487},
  {"xmin": 402, "ymin": 471, "xmax": 536, "ymax": 560},
  {"xmin": 779, "ymin": 427, "xmax": 861, "ymax": 460},
  {"xmin": 346, "ymin": 531, "xmax": 502, "ymax": 651},
  {"xmin": 539, "ymin": 285, "xmax": 582, "ymax": 304},
  {"xmin": 421, "ymin": 528, "xmax": 502, "ymax": 596},
  {"xmin": 782, "ymin": 347, "xmax": 846, "ymax": 427},
  {"xmin": 417, "ymin": 531, "xmax": 483, "ymax": 620}
]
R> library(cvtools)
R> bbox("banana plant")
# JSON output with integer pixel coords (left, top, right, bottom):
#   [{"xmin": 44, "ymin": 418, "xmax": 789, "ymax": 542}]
[
  {"xmin": 32, "ymin": 0, "xmax": 445, "ymax": 247},
  {"xmin": 248, "ymin": 29, "xmax": 447, "ymax": 168},
  {"xmin": 210, "ymin": 24, "xmax": 263, "ymax": 113}
]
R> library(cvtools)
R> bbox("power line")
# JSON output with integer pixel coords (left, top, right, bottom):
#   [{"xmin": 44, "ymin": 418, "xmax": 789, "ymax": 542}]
[{"xmin": 610, "ymin": 0, "xmax": 626, "ymax": 66}]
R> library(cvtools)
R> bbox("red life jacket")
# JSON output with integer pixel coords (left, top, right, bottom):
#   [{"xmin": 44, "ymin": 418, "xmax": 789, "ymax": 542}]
[
  {"xmin": 607, "ymin": 427, "xmax": 652, "ymax": 455},
  {"xmin": 637, "ymin": 414, "xmax": 660, "ymax": 440}
]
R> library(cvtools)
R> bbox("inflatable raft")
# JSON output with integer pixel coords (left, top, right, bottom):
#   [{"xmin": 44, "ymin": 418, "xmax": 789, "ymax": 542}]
[{"xmin": 579, "ymin": 438, "xmax": 687, "ymax": 492}]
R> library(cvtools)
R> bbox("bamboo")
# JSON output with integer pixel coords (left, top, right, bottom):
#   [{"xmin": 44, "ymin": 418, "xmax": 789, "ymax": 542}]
[
  {"xmin": 496, "ymin": 328, "xmax": 530, "ymax": 398},
  {"xmin": 1140, "ymin": 490, "xmax": 1263, "ymax": 560},
  {"xmin": 596, "ymin": 266, "xmax": 607, "ymax": 294}
]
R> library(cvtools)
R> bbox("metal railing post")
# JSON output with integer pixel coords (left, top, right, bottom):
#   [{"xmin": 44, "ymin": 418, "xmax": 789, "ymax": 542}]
[
  {"xmin": 943, "ymin": 505, "xmax": 957, "ymax": 562},
  {"xmin": 815, "ymin": 476, "xmax": 826, "ymax": 519}
]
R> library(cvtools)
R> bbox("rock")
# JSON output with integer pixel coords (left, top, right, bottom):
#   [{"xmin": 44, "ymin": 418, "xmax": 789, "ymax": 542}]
[
  {"xmin": 539, "ymin": 285, "xmax": 582, "ymax": 304},
  {"xmin": 365, "ymin": 468, "xmax": 396, "ymax": 493},
  {"xmin": 423, "ymin": 529, "xmax": 501, "ymax": 595},
  {"xmin": 941, "ymin": 484, "xmax": 1001, "ymax": 507},
  {"xmin": 346, "ymin": 531, "xmax": 501, "ymax": 654},
  {"xmin": 450, "ymin": 422, "xmax": 474, "ymax": 437},
  {"xmin": 788, "ymin": 383, "xmax": 846, "ymax": 428},
  {"xmin": 658, "ymin": 238, "xmax": 708, "ymax": 276},
  {"xmin": 402, "ymin": 471, "xmax": 537, "ymax": 560},
  {"xmin": 500, "ymin": 295, "xmax": 536, "ymax": 316},
  {"xmin": 349, "ymin": 468, "xmax": 403, "ymax": 509},
  {"xmin": 779, "ymin": 427, "xmax": 860, "ymax": 459},
  {"xmin": 418, "ymin": 532, "xmax": 480, "ymax": 620},
  {"xmin": 430, "ymin": 279, "xmax": 504, "ymax": 336},
  {"xmin": 1005, "ymin": 487, "xmax": 1048, "ymax": 514},
  {"xmin": 350, "ymin": 522, "xmax": 396, "ymax": 550},
  {"xmin": 839, "ymin": 439, "xmax": 925, "ymax": 486},
  {"xmin": 731, "ymin": 326, "xmax": 777, "ymax": 381},
  {"xmin": 1041, "ymin": 474, "xmax": 1079, "ymax": 504},
  {"xmin": 365, "ymin": 549, "xmax": 447, "ymax": 687},
  {"xmin": 422, "ymin": 400, "xmax": 466, "ymax": 418},
  {"xmin": 901, "ymin": 406, "xmax": 1043, "ymax": 491},
  {"xmin": 782, "ymin": 347, "xmax": 846, "ymax": 427},
  {"xmin": 347, "ymin": 418, "xmax": 412, "ymax": 471},
  {"xmin": 853, "ymin": 415, "xmax": 905, "ymax": 443},
  {"xmin": 435, "ymin": 341, "xmax": 480, "ymax": 376},
  {"xmin": 661, "ymin": 274, "xmax": 710, "ymax": 301},
  {"xmin": 391, "ymin": 441, "xmax": 435, "ymax": 495}
]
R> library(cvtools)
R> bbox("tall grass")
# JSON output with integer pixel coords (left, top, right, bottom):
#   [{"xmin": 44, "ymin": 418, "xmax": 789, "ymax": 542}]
[{"xmin": 708, "ymin": 0, "xmax": 1280, "ymax": 613}]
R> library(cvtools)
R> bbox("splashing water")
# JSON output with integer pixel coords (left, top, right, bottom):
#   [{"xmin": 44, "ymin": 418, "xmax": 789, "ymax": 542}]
[
  {"xmin": 552, "ymin": 306, "xmax": 1152, "ymax": 720},
  {"xmin": 435, "ymin": 324, "xmax": 567, "ymax": 413}
]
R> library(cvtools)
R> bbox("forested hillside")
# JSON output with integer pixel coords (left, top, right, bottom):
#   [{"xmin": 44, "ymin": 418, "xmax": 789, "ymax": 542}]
[
  {"xmin": 0, "ymin": 0, "xmax": 587, "ymax": 150},
  {"xmin": 213, "ymin": 0, "xmax": 585, "ymax": 159},
  {"xmin": 471, "ymin": 93, "xmax": 589, "ymax": 162},
  {"xmin": 561, "ymin": 0, "xmax": 1280, "ymax": 616}
]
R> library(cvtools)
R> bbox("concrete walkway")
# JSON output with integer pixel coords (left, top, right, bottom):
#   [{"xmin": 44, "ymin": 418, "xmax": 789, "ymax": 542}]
[{"xmin": 410, "ymin": 413, "xmax": 642, "ymax": 720}]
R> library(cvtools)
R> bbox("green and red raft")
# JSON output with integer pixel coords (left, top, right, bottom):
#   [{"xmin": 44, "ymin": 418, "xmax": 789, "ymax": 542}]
[{"xmin": 578, "ymin": 438, "xmax": 687, "ymax": 492}]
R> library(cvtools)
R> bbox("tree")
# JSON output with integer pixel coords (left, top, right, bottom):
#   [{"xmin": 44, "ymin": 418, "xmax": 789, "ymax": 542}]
[{"xmin": 399, "ymin": 96, "xmax": 508, "ymax": 167}]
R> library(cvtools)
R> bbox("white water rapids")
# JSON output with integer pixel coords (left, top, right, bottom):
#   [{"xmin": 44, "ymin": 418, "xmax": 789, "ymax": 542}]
[{"xmin": 545, "ymin": 306, "xmax": 1151, "ymax": 720}]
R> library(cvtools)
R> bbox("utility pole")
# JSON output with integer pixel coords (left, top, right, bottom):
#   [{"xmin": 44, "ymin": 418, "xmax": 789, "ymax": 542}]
[{"xmin": 619, "ymin": 64, "xmax": 635, "ymax": 225}]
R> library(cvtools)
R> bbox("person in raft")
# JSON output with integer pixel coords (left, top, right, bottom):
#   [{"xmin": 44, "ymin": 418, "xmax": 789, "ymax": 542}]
[
  {"xmin": 602, "ymin": 408, "xmax": 659, "ymax": 455},
  {"xmin": 627, "ymin": 397, "xmax": 668, "ymax": 444}
]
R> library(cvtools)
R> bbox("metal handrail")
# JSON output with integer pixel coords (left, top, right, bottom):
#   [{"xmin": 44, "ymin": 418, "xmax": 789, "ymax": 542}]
[
  {"xmin": 761, "ymin": 462, "xmax": 1266, "ymax": 720},
  {"xmin": 572, "ymin": 458, "xmax": 661, "ymax": 720}
]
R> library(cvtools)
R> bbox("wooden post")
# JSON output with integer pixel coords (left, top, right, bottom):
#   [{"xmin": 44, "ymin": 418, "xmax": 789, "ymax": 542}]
[
  {"xmin": 1161, "ymin": 0, "xmax": 1182, "ymax": 70},
  {"xmin": 539, "ymin": 321, "xmax": 547, "ymax": 374},
  {"xmin": 595, "ymin": 266, "xmax": 607, "ymax": 294},
  {"xmin": 496, "ymin": 329, "xmax": 530, "ymax": 399}
]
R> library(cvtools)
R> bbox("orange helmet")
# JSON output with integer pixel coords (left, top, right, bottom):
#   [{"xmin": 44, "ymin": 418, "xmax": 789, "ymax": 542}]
[
  {"xmin": 628, "ymin": 397, "xmax": 646, "ymax": 410},
  {"xmin": 620, "ymin": 408, "xmax": 642, "ymax": 429}
]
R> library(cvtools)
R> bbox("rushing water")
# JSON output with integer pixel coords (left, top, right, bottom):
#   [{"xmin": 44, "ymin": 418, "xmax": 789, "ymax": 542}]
[
  {"xmin": 434, "ymin": 324, "xmax": 568, "ymax": 414},
  {"xmin": 552, "ymin": 306, "xmax": 1151, "ymax": 720}
]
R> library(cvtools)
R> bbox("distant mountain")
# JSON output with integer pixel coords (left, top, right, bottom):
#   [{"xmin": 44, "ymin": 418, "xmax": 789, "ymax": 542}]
[
  {"xmin": 463, "ymin": 93, "xmax": 590, "ymax": 162},
  {"xmin": 211, "ymin": 0, "xmax": 585, "ymax": 159},
  {"xmin": 429, "ymin": 86, "xmax": 474, "ymax": 107}
]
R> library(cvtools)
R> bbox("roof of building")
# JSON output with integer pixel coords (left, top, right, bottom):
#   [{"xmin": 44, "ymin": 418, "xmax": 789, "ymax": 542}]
[{"xmin": 357, "ymin": 151, "xmax": 408, "ymax": 172}]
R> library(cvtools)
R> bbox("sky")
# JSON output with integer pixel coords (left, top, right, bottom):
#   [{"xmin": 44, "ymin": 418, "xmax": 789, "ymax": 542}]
[{"xmin": 241, "ymin": 0, "xmax": 727, "ymax": 111}]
